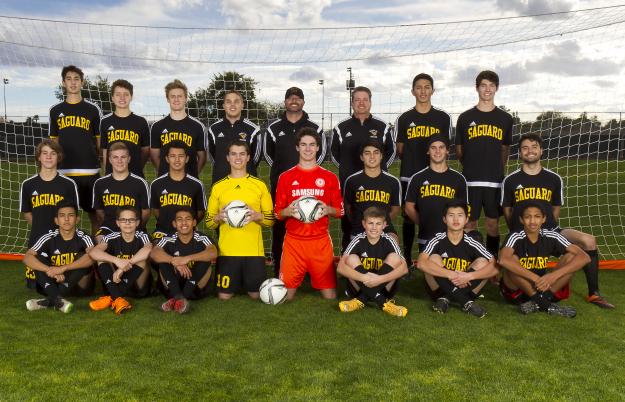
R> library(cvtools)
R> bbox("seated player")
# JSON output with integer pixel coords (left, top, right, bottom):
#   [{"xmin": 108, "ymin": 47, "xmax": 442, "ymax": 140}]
[
  {"xmin": 206, "ymin": 140, "xmax": 274, "ymax": 300},
  {"xmin": 150, "ymin": 207, "xmax": 217, "ymax": 313},
  {"xmin": 498, "ymin": 202, "xmax": 588, "ymax": 318},
  {"xmin": 88, "ymin": 206, "xmax": 153, "ymax": 314},
  {"xmin": 22, "ymin": 201, "xmax": 95, "ymax": 313},
  {"xmin": 337, "ymin": 207, "xmax": 408, "ymax": 317},
  {"xmin": 417, "ymin": 199, "xmax": 497, "ymax": 318}
]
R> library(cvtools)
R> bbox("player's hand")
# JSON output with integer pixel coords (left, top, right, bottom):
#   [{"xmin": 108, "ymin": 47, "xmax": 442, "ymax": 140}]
[
  {"xmin": 247, "ymin": 209, "xmax": 263, "ymax": 223},
  {"xmin": 535, "ymin": 272, "xmax": 558, "ymax": 292},
  {"xmin": 214, "ymin": 207, "xmax": 227, "ymax": 224},
  {"xmin": 450, "ymin": 271, "xmax": 471, "ymax": 288},
  {"xmin": 54, "ymin": 274, "xmax": 65, "ymax": 283},
  {"xmin": 113, "ymin": 269, "xmax": 124, "ymax": 283},
  {"xmin": 114, "ymin": 258, "xmax": 132, "ymax": 272},
  {"xmin": 47, "ymin": 266, "xmax": 64, "ymax": 277},
  {"xmin": 362, "ymin": 272, "xmax": 384, "ymax": 288},
  {"xmin": 317, "ymin": 201, "xmax": 329, "ymax": 218},
  {"xmin": 170, "ymin": 256, "xmax": 189, "ymax": 267},
  {"xmin": 175, "ymin": 264, "xmax": 192, "ymax": 279},
  {"xmin": 282, "ymin": 200, "xmax": 299, "ymax": 219}
]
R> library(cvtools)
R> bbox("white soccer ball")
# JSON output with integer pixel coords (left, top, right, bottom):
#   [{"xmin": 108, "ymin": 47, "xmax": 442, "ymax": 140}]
[
  {"xmin": 224, "ymin": 200, "xmax": 250, "ymax": 228},
  {"xmin": 259, "ymin": 278, "xmax": 288, "ymax": 305},
  {"xmin": 295, "ymin": 196, "xmax": 324, "ymax": 223}
]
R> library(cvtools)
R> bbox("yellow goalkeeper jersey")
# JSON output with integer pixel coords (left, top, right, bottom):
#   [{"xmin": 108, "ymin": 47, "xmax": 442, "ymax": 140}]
[{"xmin": 206, "ymin": 174, "xmax": 274, "ymax": 256}]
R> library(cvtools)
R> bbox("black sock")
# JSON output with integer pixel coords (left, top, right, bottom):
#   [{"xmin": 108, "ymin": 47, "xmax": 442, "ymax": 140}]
[
  {"xmin": 486, "ymin": 235, "xmax": 500, "ymax": 259},
  {"xmin": 182, "ymin": 262, "xmax": 209, "ymax": 299},
  {"xmin": 433, "ymin": 276, "xmax": 472, "ymax": 306},
  {"xmin": 117, "ymin": 265, "xmax": 144, "ymax": 297},
  {"xmin": 159, "ymin": 263, "xmax": 182, "ymax": 298},
  {"xmin": 402, "ymin": 221, "xmax": 415, "ymax": 262},
  {"xmin": 97, "ymin": 263, "xmax": 122, "ymax": 298},
  {"xmin": 583, "ymin": 249, "xmax": 599, "ymax": 295}
]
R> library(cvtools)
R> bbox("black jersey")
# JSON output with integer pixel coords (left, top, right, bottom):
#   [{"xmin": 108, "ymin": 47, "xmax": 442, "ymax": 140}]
[
  {"xmin": 330, "ymin": 114, "xmax": 395, "ymax": 185},
  {"xmin": 92, "ymin": 173, "xmax": 150, "ymax": 231},
  {"xmin": 503, "ymin": 229, "xmax": 571, "ymax": 270},
  {"xmin": 344, "ymin": 232, "xmax": 403, "ymax": 271},
  {"xmin": 423, "ymin": 232, "xmax": 493, "ymax": 272},
  {"xmin": 207, "ymin": 117, "xmax": 261, "ymax": 184},
  {"xmin": 100, "ymin": 112, "xmax": 150, "ymax": 177},
  {"xmin": 455, "ymin": 106, "xmax": 513, "ymax": 187},
  {"xmin": 48, "ymin": 99, "xmax": 102, "ymax": 176},
  {"xmin": 19, "ymin": 173, "xmax": 79, "ymax": 247},
  {"xmin": 149, "ymin": 174, "xmax": 207, "ymax": 234},
  {"xmin": 31, "ymin": 229, "xmax": 94, "ymax": 267},
  {"xmin": 405, "ymin": 167, "xmax": 468, "ymax": 243},
  {"xmin": 156, "ymin": 231, "xmax": 214, "ymax": 265},
  {"xmin": 343, "ymin": 170, "xmax": 401, "ymax": 235},
  {"xmin": 264, "ymin": 112, "xmax": 325, "ymax": 193},
  {"xmin": 150, "ymin": 115, "xmax": 206, "ymax": 178},
  {"xmin": 501, "ymin": 167, "xmax": 563, "ymax": 232},
  {"xmin": 102, "ymin": 230, "xmax": 151, "ymax": 259},
  {"xmin": 395, "ymin": 106, "xmax": 453, "ymax": 183}
]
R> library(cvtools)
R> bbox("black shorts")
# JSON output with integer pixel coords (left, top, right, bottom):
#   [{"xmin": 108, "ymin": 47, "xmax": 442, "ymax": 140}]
[
  {"xmin": 468, "ymin": 186, "xmax": 501, "ymax": 220},
  {"xmin": 68, "ymin": 175, "xmax": 99, "ymax": 213},
  {"xmin": 500, "ymin": 277, "xmax": 570, "ymax": 304},
  {"xmin": 216, "ymin": 256, "xmax": 266, "ymax": 294}
]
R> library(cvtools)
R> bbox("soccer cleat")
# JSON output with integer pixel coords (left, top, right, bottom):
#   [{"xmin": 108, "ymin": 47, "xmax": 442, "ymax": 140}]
[
  {"xmin": 26, "ymin": 298, "xmax": 50, "ymax": 311},
  {"xmin": 338, "ymin": 298, "xmax": 365, "ymax": 313},
  {"xmin": 382, "ymin": 300, "xmax": 408, "ymax": 317},
  {"xmin": 56, "ymin": 298, "xmax": 73, "ymax": 314},
  {"xmin": 547, "ymin": 303, "xmax": 577, "ymax": 318},
  {"xmin": 463, "ymin": 301, "xmax": 487, "ymax": 318},
  {"xmin": 112, "ymin": 297, "xmax": 132, "ymax": 315},
  {"xmin": 519, "ymin": 300, "xmax": 541, "ymax": 315},
  {"xmin": 432, "ymin": 297, "xmax": 450, "ymax": 314},
  {"xmin": 174, "ymin": 298, "xmax": 189, "ymax": 314},
  {"xmin": 89, "ymin": 295, "xmax": 113, "ymax": 311},
  {"xmin": 586, "ymin": 293, "xmax": 615, "ymax": 309},
  {"xmin": 161, "ymin": 298, "xmax": 176, "ymax": 312}
]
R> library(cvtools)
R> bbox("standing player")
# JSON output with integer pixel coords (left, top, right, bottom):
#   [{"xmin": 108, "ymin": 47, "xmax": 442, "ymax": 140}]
[
  {"xmin": 48, "ymin": 65, "xmax": 102, "ymax": 234},
  {"xmin": 274, "ymin": 127, "xmax": 344, "ymax": 300},
  {"xmin": 88, "ymin": 206, "xmax": 153, "ymax": 314},
  {"xmin": 100, "ymin": 79, "xmax": 150, "ymax": 177},
  {"xmin": 343, "ymin": 140, "xmax": 401, "ymax": 242},
  {"xmin": 151, "ymin": 207, "xmax": 217, "ymax": 314},
  {"xmin": 395, "ymin": 73, "xmax": 453, "ymax": 260},
  {"xmin": 149, "ymin": 79, "xmax": 206, "ymax": 178},
  {"xmin": 264, "ymin": 87, "xmax": 325, "ymax": 277},
  {"xmin": 22, "ymin": 201, "xmax": 95, "ymax": 312},
  {"xmin": 499, "ymin": 203, "xmax": 588, "ymax": 317},
  {"xmin": 206, "ymin": 140, "xmax": 274, "ymax": 300},
  {"xmin": 404, "ymin": 135, "xmax": 468, "ymax": 252},
  {"xmin": 149, "ymin": 142, "xmax": 207, "ymax": 241},
  {"xmin": 331, "ymin": 86, "xmax": 395, "ymax": 249},
  {"xmin": 417, "ymin": 199, "xmax": 497, "ymax": 317},
  {"xmin": 92, "ymin": 142, "xmax": 150, "ymax": 242},
  {"xmin": 455, "ymin": 70, "xmax": 513, "ymax": 258},
  {"xmin": 337, "ymin": 207, "xmax": 409, "ymax": 317},
  {"xmin": 20, "ymin": 139, "xmax": 78, "ymax": 290},
  {"xmin": 501, "ymin": 133, "xmax": 614, "ymax": 308},
  {"xmin": 207, "ymin": 90, "xmax": 261, "ymax": 184}
]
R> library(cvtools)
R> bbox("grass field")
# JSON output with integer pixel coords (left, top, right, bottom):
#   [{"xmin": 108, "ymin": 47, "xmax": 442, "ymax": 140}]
[{"xmin": 1, "ymin": 261, "xmax": 624, "ymax": 401}]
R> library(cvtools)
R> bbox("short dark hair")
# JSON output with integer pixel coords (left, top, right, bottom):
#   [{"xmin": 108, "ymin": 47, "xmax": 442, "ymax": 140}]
[
  {"xmin": 116, "ymin": 206, "xmax": 139, "ymax": 220},
  {"xmin": 519, "ymin": 133, "xmax": 543, "ymax": 148},
  {"xmin": 165, "ymin": 141, "xmax": 189, "ymax": 156},
  {"xmin": 351, "ymin": 86, "xmax": 372, "ymax": 101},
  {"xmin": 296, "ymin": 127, "xmax": 321, "ymax": 147},
  {"xmin": 520, "ymin": 201, "xmax": 546, "ymax": 218},
  {"xmin": 35, "ymin": 139, "xmax": 64, "ymax": 168},
  {"xmin": 174, "ymin": 206, "xmax": 196, "ymax": 220},
  {"xmin": 359, "ymin": 139, "xmax": 384, "ymax": 155},
  {"xmin": 56, "ymin": 199, "xmax": 78, "ymax": 215},
  {"xmin": 443, "ymin": 198, "xmax": 469, "ymax": 216},
  {"xmin": 475, "ymin": 70, "xmax": 499, "ymax": 89},
  {"xmin": 412, "ymin": 73, "xmax": 434, "ymax": 90},
  {"xmin": 227, "ymin": 139, "xmax": 250, "ymax": 154},
  {"xmin": 111, "ymin": 79, "xmax": 133, "ymax": 96},
  {"xmin": 61, "ymin": 65, "xmax": 84, "ymax": 80},
  {"xmin": 363, "ymin": 206, "xmax": 387, "ymax": 221}
]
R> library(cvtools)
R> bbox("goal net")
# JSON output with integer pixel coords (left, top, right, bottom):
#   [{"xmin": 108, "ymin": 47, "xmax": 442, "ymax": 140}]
[{"xmin": 1, "ymin": 6, "xmax": 624, "ymax": 262}]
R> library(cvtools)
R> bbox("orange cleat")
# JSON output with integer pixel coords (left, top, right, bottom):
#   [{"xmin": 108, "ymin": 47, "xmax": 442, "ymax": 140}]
[
  {"xmin": 89, "ymin": 295, "xmax": 113, "ymax": 311},
  {"xmin": 112, "ymin": 297, "xmax": 132, "ymax": 315}
]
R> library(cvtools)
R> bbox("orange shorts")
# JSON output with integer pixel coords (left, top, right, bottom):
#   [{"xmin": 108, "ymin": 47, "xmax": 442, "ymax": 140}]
[{"xmin": 280, "ymin": 233, "xmax": 336, "ymax": 290}]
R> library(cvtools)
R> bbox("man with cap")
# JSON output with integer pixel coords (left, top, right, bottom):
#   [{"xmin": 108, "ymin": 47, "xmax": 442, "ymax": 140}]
[{"xmin": 264, "ymin": 87, "xmax": 325, "ymax": 277}]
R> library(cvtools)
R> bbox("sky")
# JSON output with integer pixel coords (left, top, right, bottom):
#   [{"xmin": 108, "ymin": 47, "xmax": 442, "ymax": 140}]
[{"xmin": 0, "ymin": 0, "xmax": 624, "ymax": 125}]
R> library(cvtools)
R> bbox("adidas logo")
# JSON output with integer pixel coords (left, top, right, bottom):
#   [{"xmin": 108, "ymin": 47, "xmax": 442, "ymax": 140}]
[
  {"xmin": 469, "ymin": 121, "xmax": 476, "ymax": 127},
  {"xmin": 59, "ymin": 113, "xmax": 65, "ymax": 117},
  {"xmin": 361, "ymin": 252, "xmax": 368, "ymax": 257},
  {"xmin": 53, "ymin": 249, "xmax": 60, "ymax": 255},
  {"xmin": 44, "ymin": 283, "xmax": 50, "ymax": 288},
  {"xmin": 32, "ymin": 190, "xmax": 38, "ymax": 196},
  {"xmin": 516, "ymin": 184, "xmax": 524, "ymax": 189},
  {"xmin": 278, "ymin": 131, "xmax": 285, "ymax": 137},
  {"xmin": 218, "ymin": 133, "xmax": 224, "ymax": 137},
  {"xmin": 123, "ymin": 279, "xmax": 128, "ymax": 283},
  {"xmin": 423, "ymin": 180, "xmax": 430, "ymax": 185},
  {"xmin": 104, "ymin": 189, "xmax": 110, "ymax": 194},
  {"xmin": 174, "ymin": 251, "xmax": 180, "ymax": 256},
  {"xmin": 409, "ymin": 122, "xmax": 416, "ymax": 127},
  {"xmin": 161, "ymin": 189, "xmax": 168, "ymax": 194},
  {"xmin": 41, "ymin": 252, "xmax": 48, "ymax": 257},
  {"xmin": 166, "ymin": 280, "xmax": 171, "ymax": 285},
  {"xmin": 106, "ymin": 279, "xmax": 112, "ymax": 284},
  {"xmin": 162, "ymin": 129, "xmax": 168, "ymax": 134},
  {"xmin": 345, "ymin": 132, "xmax": 352, "ymax": 138},
  {"xmin": 441, "ymin": 252, "xmax": 448, "ymax": 258},
  {"xmin": 235, "ymin": 185, "xmax": 241, "ymax": 189},
  {"xmin": 108, "ymin": 125, "xmax": 114, "ymax": 131},
  {"xmin": 189, "ymin": 280, "xmax": 196, "ymax": 285},
  {"xmin": 292, "ymin": 180, "xmax": 299, "ymax": 186},
  {"xmin": 358, "ymin": 186, "xmax": 365, "ymax": 191}
]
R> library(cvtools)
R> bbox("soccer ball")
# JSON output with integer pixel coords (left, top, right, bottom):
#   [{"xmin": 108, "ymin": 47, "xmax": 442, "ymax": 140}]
[
  {"xmin": 259, "ymin": 278, "xmax": 288, "ymax": 305},
  {"xmin": 224, "ymin": 200, "xmax": 250, "ymax": 228},
  {"xmin": 295, "ymin": 196, "xmax": 324, "ymax": 223}
]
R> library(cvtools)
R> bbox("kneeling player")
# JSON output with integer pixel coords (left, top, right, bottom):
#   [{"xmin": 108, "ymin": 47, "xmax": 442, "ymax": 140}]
[
  {"xmin": 22, "ymin": 201, "xmax": 95, "ymax": 313},
  {"xmin": 88, "ymin": 206, "xmax": 153, "ymax": 314},
  {"xmin": 337, "ymin": 207, "xmax": 408, "ymax": 317},
  {"xmin": 498, "ymin": 203, "xmax": 588, "ymax": 318},
  {"xmin": 151, "ymin": 208, "xmax": 217, "ymax": 313},
  {"xmin": 417, "ymin": 199, "xmax": 497, "ymax": 317}
]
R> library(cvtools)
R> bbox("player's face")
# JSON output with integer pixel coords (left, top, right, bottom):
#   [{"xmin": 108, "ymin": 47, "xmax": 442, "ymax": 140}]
[
  {"xmin": 427, "ymin": 141, "xmax": 448, "ymax": 164},
  {"xmin": 166, "ymin": 148, "xmax": 189, "ymax": 172},
  {"xmin": 116, "ymin": 210, "xmax": 139, "ymax": 235},
  {"xmin": 38, "ymin": 145, "xmax": 58, "ymax": 170},
  {"xmin": 109, "ymin": 149, "xmax": 130, "ymax": 173},
  {"xmin": 112, "ymin": 87, "xmax": 132, "ymax": 110},
  {"xmin": 363, "ymin": 216, "xmax": 387, "ymax": 238},
  {"xmin": 62, "ymin": 72, "xmax": 83, "ymax": 96},
  {"xmin": 519, "ymin": 139, "xmax": 542, "ymax": 164},
  {"xmin": 173, "ymin": 211, "xmax": 196, "ymax": 235},
  {"xmin": 223, "ymin": 93, "xmax": 243, "ymax": 119},
  {"xmin": 520, "ymin": 207, "xmax": 546, "ymax": 234},
  {"xmin": 360, "ymin": 146, "xmax": 382, "ymax": 169},
  {"xmin": 285, "ymin": 94, "xmax": 304, "ymax": 113},
  {"xmin": 443, "ymin": 207, "xmax": 468, "ymax": 231},
  {"xmin": 296, "ymin": 135, "xmax": 319, "ymax": 163},
  {"xmin": 351, "ymin": 91, "xmax": 371, "ymax": 116},
  {"xmin": 54, "ymin": 207, "xmax": 79, "ymax": 232},
  {"xmin": 477, "ymin": 79, "xmax": 497, "ymax": 102},
  {"xmin": 412, "ymin": 79, "xmax": 434, "ymax": 105},
  {"xmin": 167, "ymin": 88, "xmax": 187, "ymax": 112},
  {"xmin": 226, "ymin": 145, "xmax": 250, "ymax": 171}
]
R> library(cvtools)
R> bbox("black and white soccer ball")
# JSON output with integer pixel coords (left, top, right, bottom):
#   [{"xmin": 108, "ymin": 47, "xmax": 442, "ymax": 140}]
[
  {"xmin": 295, "ymin": 196, "xmax": 324, "ymax": 223},
  {"xmin": 224, "ymin": 200, "xmax": 250, "ymax": 228},
  {"xmin": 259, "ymin": 278, "xmax": 288, "ymax": 305}
]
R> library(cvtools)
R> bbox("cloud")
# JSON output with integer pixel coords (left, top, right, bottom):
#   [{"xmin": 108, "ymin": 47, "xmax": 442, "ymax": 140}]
[
  {"xmin": 495, "ymin": 0, "xmax": 573, "ymax": 15},
  {"xmin": 219, "ymin": 0, "xmax": 333, "ymax": 28},
  {"xmin": 527, "ymin": 40, "xmax": 621, "ymax": 76},
  {"xmin": 289, "ymin": 66, "xmax": 325, "ymax": 81},
  {"xmin": 593, "ymin": 79, "xmax": 614, "ymax": 88}
]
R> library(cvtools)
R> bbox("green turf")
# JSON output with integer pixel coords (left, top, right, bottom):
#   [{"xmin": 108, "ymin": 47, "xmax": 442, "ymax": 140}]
[{"xmin": 1, "ymin": 262, "xmax": 624, "ymax": 401}]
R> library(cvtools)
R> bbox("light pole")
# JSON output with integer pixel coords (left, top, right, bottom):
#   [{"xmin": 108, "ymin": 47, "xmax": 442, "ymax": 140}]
[
  {"xmin": 318, "ymin": 79, "xmax": 325, "ymax": 131},
  {"xmin": 346, "ymin": 67, "xmax": 355, "ymax": 115},
  {"xmin": 2, "ymin": 78, "xmax": 8, "ymax": 121}
]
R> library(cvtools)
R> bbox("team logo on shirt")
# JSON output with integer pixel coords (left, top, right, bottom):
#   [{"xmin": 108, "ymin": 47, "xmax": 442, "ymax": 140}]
[
  {"xmin": 160, "ymin": 192, "xmax": 193, "ymax": 207},
  {"xmin": 442, "ymin": 257, "xmax": 471, "ymax": 272},
  {"xmin": 420, "ymin": 184, "xmax": 456, "ymax": 199},
  {"xmin": 57, "ymin": 114, "xmax": 91, "ymax": 130},
  {"xmin": 102, "ymin": 193, "xmax": 136, "ymax": 207},
  {"xmin": 467, "ymin": 124, "xmax": 503, "ymax": 140},
  {"xmin": 238, "ymin": 133, "xmax": 247, "ymax": 140},
  {"xmin": 51, "ymin": 251, "xmax": 77, "ymax": 266},
  {"xmin": 107, "ymin": 128, "xmax": 140, "ymax": 145},
  {"xmin": 406, "ymin": 125, "xmax": 440, "ymax": 139},
  {"xmin": 160, "ymin": 130, "xmax": 193, "ymax": 147},
  {"xmin": 514, "ymin": 187, "xmax": 553, "ymax": 202},
  {"xmin": 519, "ymin": 256, "xmax": 549, "ymax": 269},
  {"xmin": 360, "ymin": 256, "xmax": 384, "ymax": 271},
  {"xmin": 368, "ymin": 130, "xmax": 378, "ymax": 137},
  {"xmin": 355, "ymin": 189, "xmax": 391, "ymax": 203},
  {"xmin": 31, "ymin": 193, "xmax": 65, "ymax": 207},
  {"xmin": 315, "ymin": 178, "xmax": 325, "ymax": 187}
]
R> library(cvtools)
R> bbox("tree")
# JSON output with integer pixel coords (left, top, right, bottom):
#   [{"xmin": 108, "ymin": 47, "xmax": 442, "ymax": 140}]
[{"xmin": 55, "ymin": 75, "xmax": 113, "ymax": 115}]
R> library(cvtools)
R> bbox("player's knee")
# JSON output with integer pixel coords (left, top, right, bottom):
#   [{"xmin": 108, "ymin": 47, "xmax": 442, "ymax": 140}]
[
  {"xmin": 429, "ymin": 254, "xmax": 443, "ymax": 266},
  {"xmin": 218, "ymin": 292, "xmax": 233, "ymax": 301},
  {"xmin": 384, "ymin": 253, "xmax": 403, "ymax": 267},
  {"xmin": 580, "ymin": 233, "xmax": 596, "ymax": 250},
  {"xmin": 346, "ymin": 254, "xmax": 361, "ymax": 268}
]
